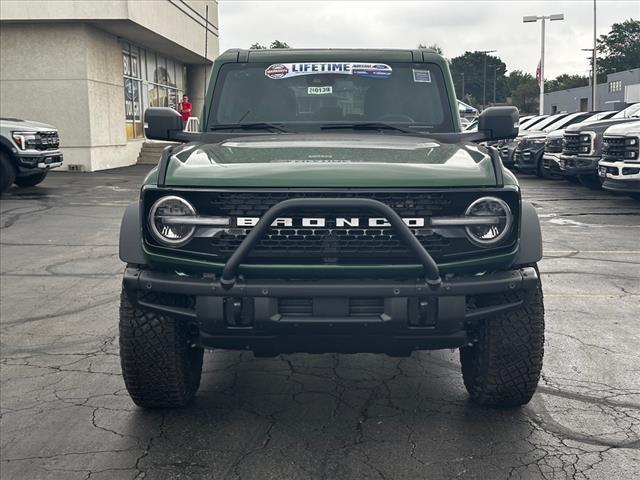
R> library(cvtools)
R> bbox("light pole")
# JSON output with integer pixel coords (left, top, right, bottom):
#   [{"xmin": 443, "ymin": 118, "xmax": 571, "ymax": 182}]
[
  {"xmin": 492, "ymin": 65, "xmax": 498, "ymax": 104},
  {"xmin": 478, "ymin": 49, "xmax": 496, "ymax": 110},
  {"xmin": 582, "ymin": 48, "xmax": 597, "ymax": 109},
  {"xmin": 592, "ymin": 0, "xmax": 597, "ymax": 110},
  {"xmin": 523, "ymin": 13, "xmax": 565, "ymax": 115}
]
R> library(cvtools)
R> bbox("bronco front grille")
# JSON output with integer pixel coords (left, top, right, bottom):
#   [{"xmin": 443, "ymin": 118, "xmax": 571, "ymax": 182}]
[{"xmin": 142, "ymin": 189, "xmax": 520, "ymax": 265}]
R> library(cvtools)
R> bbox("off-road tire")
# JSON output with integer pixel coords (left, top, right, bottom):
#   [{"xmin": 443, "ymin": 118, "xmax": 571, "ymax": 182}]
[
  {"xmin": 14, "ymin": 170, "xmax": 48, "ymax": 188},
  {"xmin": 578, "ymin": 173, "xmax": 603, "ymax": 190},
  {"xmin": 0, "ymin": 152, "xmax": 16, "ymax": 194},
  {"xmin": 460, "ymin": 269, "xmax": 544, "ymax": 407},
  {"xmin": 119, "ymin": 288, "xmax": 203, "ymax": 408}
]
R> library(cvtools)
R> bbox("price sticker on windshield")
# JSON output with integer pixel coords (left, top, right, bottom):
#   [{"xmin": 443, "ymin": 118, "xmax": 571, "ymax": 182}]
[
  {"xmin": 308, "ymin": 86, "xmax": 333, "ymax": 95},
  {"xmin": 413, "ymin": 69, "xmax": 431, "ymax": 83}
]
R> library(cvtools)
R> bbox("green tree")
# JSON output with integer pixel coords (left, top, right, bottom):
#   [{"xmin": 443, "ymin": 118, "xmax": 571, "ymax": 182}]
[
  {"xmin": 450, "ymin": 51, "xmax": 508, "ymax": 107},
  {"xmin": 507, "ymin": 70, "xmax": 539, "ymax": 114},
  {"xmin": 249, "ymin": 41, "xmax": 290, "ymax": 49},
  {"xmin": 417, "ymin": 43, "xmax": 443, "ymax": 55},
  {"xmin": 270, "ymin": 40, "xmax": 290, "ymax": 49},
  {"xmin": 596, "ymin": 19, "xmax": 640, "ymax": 76},
  {"xmin": 545, "ymin": 74, "xmax": 590, "ymax": 92}
]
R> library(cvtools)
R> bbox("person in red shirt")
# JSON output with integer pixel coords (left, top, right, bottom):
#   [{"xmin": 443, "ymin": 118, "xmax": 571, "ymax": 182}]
[{"xmin": 178, "ymin": 95, "xmax": 192, "ymax": 125}]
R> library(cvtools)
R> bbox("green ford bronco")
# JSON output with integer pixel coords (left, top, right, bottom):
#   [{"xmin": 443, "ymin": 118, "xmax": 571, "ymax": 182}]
[{"xmin": 119, "ymin": 49, "xmax": 544, "ymax": 408}]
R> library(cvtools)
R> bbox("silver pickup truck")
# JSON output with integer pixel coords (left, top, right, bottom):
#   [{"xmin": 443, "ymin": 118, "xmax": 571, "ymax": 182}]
[{"xmin": 0, "ymin": 117, "xmax": 63, "ymax": 193}]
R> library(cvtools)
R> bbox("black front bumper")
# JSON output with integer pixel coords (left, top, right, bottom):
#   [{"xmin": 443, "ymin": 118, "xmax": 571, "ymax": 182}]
[
  {"xmin": 123, "ymin": 266, "xmax": 540, "ymax": 354},
  {"xmin": 559, "ymin": 155, "xmax": 599, "ymax": 176},
  {"xmin": 514, "ymin": 146, "xmax": 544, "ymax": 173},
  {"xmin": 15, "ymin": 150, "xmax": 63, "ymax": 174}
]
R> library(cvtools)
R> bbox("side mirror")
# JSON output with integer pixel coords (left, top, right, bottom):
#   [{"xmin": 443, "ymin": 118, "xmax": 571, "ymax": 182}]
[
  {"xmin": 144, "ymin": 107, "xmax": 183, "ymax": 141},
  {"xmin": 477, "ymin": 106, "xmax": 519, "ymax": 141}
]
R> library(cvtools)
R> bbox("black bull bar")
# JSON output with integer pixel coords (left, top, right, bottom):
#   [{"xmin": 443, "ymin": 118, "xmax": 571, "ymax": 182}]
[
  {"xmin": 217, "ymin": 198, "xmax": 443, "ymax": 288},
  {"xmin": 124, "ymin": 198, "xmax": 539, "ymax": 331}
]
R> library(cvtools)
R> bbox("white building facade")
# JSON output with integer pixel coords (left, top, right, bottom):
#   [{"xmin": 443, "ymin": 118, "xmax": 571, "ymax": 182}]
[{"xmin": 0, "ymin": 0, "xmax": 219, "ymax": 171}]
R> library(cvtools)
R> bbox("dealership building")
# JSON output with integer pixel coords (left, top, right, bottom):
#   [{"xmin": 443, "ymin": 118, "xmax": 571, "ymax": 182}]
[
  {"xmin": 0, "ymin": 0, "xmax": 218, "ymax": 171},
  {"xmin": 543, "ymin": 68, "xmax": 640, "ymax": 115}
]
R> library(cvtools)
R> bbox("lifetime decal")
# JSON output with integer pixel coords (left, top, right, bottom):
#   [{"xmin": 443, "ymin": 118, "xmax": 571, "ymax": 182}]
[{"xmin": 265, "ymin": 62, "xmax": 393, "ymax": 79}]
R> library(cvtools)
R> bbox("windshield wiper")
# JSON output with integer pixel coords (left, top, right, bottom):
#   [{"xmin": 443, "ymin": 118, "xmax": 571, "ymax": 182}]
[
  {"xmin": 209, "ymin": 123, "xmax": 290, "ymax": 133},
  {"xmin": 321, "ymin": 122, "xmax": 413, "ymax": 133}
]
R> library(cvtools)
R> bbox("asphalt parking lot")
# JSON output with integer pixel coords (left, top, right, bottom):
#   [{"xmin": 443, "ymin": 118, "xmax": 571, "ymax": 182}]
[{"xmin": 1, "ymin": 166, "xmax": 639, "ymax": 480}]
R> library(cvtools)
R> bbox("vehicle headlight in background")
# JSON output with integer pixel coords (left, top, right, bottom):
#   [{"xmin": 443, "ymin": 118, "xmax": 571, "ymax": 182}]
[
  {"xmin": 12, "ymin": 131, "xmax": 38, "ymax": 150},
  {"xmin": 149, "ymin": 196, "xmax": 197, "ymax": 246},
  {"xmin": 464, "ymin": 197, "xmax": 513, "ymax": 246}
]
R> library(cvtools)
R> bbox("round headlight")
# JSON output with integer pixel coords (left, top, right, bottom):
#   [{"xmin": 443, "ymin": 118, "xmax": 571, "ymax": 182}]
[
  {"xmin": 464, "ymin": 197, "xmax": 513, "ymax": 246},
  {"xmin": 149, "ymin": 196, "xmax": 196, "ymax": 246}
]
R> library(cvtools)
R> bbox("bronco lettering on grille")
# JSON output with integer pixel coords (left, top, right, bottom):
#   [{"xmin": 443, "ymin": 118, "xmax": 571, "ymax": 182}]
[{"xmin": 235, "ymin": 217, "xmax": 426, "ymax": 228}]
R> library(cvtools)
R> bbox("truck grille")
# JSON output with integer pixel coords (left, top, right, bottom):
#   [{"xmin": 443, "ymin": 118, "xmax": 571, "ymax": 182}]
[
  {"xmin": 602, "ymin": 135, "xmax": 639, "ymax": 161},
  {"xmin": 545, "ymin": 137, "xmax": 563, "ymax": 153},
  {"xmin": 35, "ymin": 131, "xmax": 60, "ymax": 150},
  {"xmin": 563, "ymin": 132, "xmax": 591, "ymax": 156},
  {"xmin": 142, "ymin": 189, "xmax": 520, "ymax": 266}
]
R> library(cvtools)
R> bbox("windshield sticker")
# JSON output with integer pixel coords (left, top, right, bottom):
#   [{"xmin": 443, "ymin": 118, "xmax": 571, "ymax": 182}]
[
  {"xmin": 307, "ymin": 86, "xmax": 333, "ymax": 95},
  {"xmin": 265, "ymin": 62, "xmax": 392, "ymax": 79},
  {"xmin": 412, "ymin": 69, "xmax": 431, "ymax": 83}
]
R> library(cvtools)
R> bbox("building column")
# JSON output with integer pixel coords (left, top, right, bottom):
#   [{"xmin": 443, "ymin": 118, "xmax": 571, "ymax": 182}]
[{"xmin": 186, "ymin": 64, "xmax": 211, "ymax": 123}]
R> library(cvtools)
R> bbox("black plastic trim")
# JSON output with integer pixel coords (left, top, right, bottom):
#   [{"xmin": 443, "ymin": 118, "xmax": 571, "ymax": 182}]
[
  {"xmin": 156, "ymin": 145, "xmax": 174, "ymax": 188},
  {"xmin": 119, "ymin": 202, "xmax": 146, "ymax": 265},
  {"xmin": 488, "ymin": 146, "xmax": 504, "ymax": 187},
  {"xmin": 512, "ymin": 201, "xmax": 542, "ymax": 265}
]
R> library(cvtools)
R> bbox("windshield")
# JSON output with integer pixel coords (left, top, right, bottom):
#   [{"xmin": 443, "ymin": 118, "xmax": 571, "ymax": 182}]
[
  {"xmin": 542, "ymin": 112, "xmax": 594, "ymax": 132},
  {"xmin": 612, "ymin": 103, "xmax": 640, "ymax": 119},
  {"xmin": 585, "ymin": 111, "xmax": 616, "ymax": 122},
  {"xmin": 529, "ymin": 114, "xmax": 569, "ymax": 131},
  {"xmin": 208, "ymin": 62, "xmax": 456, "ymax": 133},
  {"xmin": 519, "ymin": 115, "xmax": 548, "ymax": 130}
]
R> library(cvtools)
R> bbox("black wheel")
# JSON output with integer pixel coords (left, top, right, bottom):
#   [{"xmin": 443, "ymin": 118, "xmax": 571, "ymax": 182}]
[
  {"xmin": 119, "ymin": 287, "xmax": 203, "ymax": 408},
  {"xmin": 460, "ymin": 268, "xmax": 544, "ymax": 407},
  {"xmin": 577, "ymin": 174, "xmax": 603, "ymax": 190},
  {"xmin": 14, "ymin": 170, "xmax": 48, "ymax": 188},
  {"xmin": 0, "ymin": 151, "xmax": 16, "ymax": 194}
]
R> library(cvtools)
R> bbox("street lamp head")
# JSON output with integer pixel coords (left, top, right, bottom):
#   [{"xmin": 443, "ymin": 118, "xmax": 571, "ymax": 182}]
[
  {"xmin": 549, "ymin": 14, "xmax": 565, "ymax": 21},
  {"xmin": 523, "ymin": 15, "xmax": 538, "ymax": 23}
]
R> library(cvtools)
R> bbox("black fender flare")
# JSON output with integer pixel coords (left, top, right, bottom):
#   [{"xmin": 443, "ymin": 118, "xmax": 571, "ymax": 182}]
[
  {"xmin": 119, "ymin": 201, "xmax": 146, "ymax": 265},
  {"xmin": 513, "ymin": 200, "xmax": 543, "ymax": 266}
]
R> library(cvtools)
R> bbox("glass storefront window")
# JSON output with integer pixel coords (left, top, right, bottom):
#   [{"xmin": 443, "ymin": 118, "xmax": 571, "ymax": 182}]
[
  {"xmin": 146, "ymin": 53, "xmax": 156, "ymax": 84},
  {"xmin": 122, "ymin": 41, "xmax": 186, "ymax": 139}
]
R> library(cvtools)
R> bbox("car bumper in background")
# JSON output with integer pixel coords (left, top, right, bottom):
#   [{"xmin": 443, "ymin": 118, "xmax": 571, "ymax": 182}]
[
  {"xmin": 16, "ymin": 150, "xmax": 63, "ymax": 174},
  {"xmin": 599, "ymin": 160, "xmax": 640, "ymax": 193},
  {"xmin": 559, "ymin": 155, "xmax": 600, "ymax": 176}
]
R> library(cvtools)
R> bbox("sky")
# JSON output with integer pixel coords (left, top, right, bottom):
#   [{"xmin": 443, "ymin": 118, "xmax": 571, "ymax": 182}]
[{"xmin": 217, "ymin": 0, "xmax": 639, "ymax": 80}]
